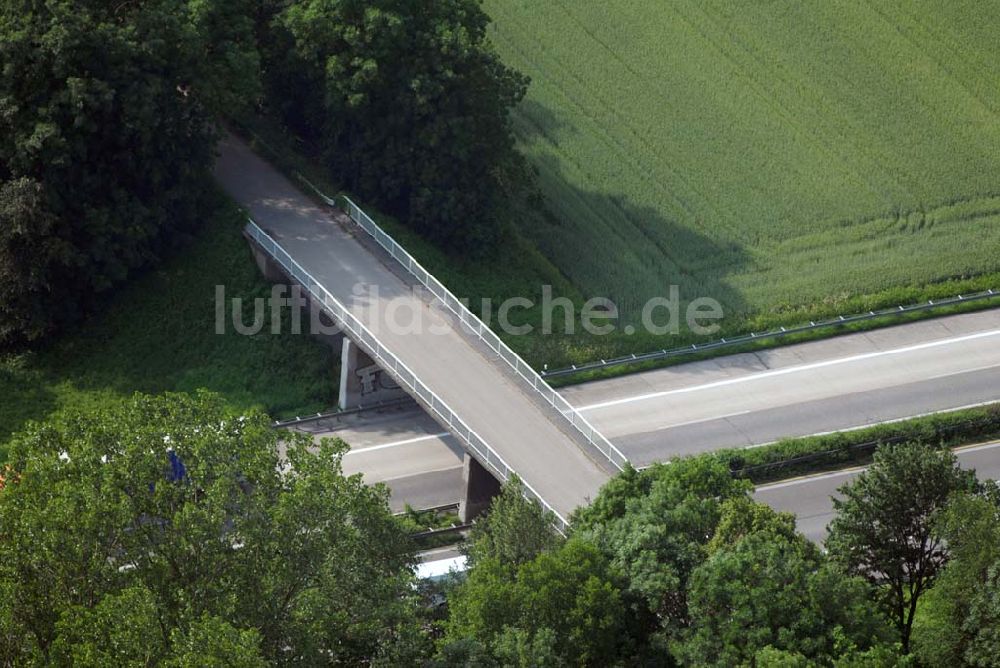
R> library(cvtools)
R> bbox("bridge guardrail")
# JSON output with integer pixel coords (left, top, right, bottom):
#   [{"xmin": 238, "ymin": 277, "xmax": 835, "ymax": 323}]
[
  {"xmin": 296, "ymin": 176, "xmax": 627, "ymax": 471},
  {"xmin": 245, "ymin": 220, "xmax": 571, "ymax": 533}
]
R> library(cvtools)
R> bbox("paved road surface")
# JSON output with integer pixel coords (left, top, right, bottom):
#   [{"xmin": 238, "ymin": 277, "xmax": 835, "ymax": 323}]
[
  {"xmin": 215, "ymin": 135, "xmax": 611, "ymax": 521},
  {"xmin": 324, "ymin": 310, "xmax": 999, "ymax": 511},
  {"xmin": 562, "ymin": 309, "xmax": 1000, "ymax": 466},
  {"xmin": 292, "ymin": 408, "xmax": 463, "ymax": 512},
  {"xmin": 755, "ymin": 440, "xmax": 1000, "ymax": 544}
]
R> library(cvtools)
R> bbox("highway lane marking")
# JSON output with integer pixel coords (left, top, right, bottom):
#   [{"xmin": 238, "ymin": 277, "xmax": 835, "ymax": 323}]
[
  {"xmin": 755, "ymin": 440, "xmax": 1000, "ymax": 492},
  {"xmin": 602, "ymin": 409, "xmax": 753, "ymax": 438},
  {"xmin": 755, "ymin": 467, "xmax": 864, "ymax": 492},
  {"xmin": 345, "ymin": 432, "xmax": 452, "ymax": 456},
  {"xmin": 574, "ymin": 329, "xmax": 1000, "ymax": 412}
]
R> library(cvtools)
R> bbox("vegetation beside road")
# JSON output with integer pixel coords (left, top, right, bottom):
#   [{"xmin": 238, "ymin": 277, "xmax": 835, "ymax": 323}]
[
  {"xmin": 0, "ymin": 0, "xmax": 259, "ymax": 348},
  {"xmin": 0, "ymin": 393, "xmax": 426, "ymax": 665},
  {"xmin": 440, "ymin": 445, "xmax": 999, "ymax": 665},
  {"xmin": 4, "ymin": 393, "xmax": 1000, "ymax": 665},
  {"xmin": 719, "ymin": 403, "xmax": 1000, "ymax": 484},
  {"xmin": 0, "ymin": 191, "xmax": 334, "ymax": 458}
]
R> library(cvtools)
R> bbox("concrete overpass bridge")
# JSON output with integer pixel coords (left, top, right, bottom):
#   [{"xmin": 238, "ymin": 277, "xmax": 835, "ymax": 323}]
[{"xmin": 214, "ymin": 135, "xmax": 625, "ymax": 529}]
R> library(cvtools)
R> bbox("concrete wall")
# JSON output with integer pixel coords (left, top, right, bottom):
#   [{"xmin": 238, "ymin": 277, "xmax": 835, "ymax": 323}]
[{"xmin": 339, "ymin": 338, "xmax": 409, "ymax": 409}]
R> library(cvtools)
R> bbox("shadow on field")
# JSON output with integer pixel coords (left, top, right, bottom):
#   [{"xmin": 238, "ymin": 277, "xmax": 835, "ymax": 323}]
[{"xmin": 525, "ymin": 152, "xmax": 750, "ymax": 323}]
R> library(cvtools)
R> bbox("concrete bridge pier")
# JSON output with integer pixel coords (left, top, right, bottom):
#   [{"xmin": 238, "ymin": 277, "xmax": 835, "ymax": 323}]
[
  {"xmin": 338, "ymin": 339, "xmax": 410, "ymax": 410},
  {"xmin": 458, "ymin": 453, "xmax": 502, "ymax": 523}
]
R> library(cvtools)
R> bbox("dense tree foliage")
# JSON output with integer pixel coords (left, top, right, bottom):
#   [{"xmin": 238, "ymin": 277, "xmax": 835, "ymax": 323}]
[
  {"xmin": 0, "ymin": 0, "xmax": 258, "ymax": 347},
  {"xmin": 263, "ymin": 0, "xmax": 528, "ymax": 251},
  {"xmin": 462, "ymin": 476, "xmax": 560, "ymax": 570},
  {"xmin": 442, "ymin": 459, "xmax": 904, "ymax": 666},
  {"xmin": 676, "ymin": 517, "xmax": 888, "ymax": 665},
  {"xmin": 572, "ymin": 458, "xmax": 751, "ymax": 653},
  {"xmin": 0, "ymin": 392, "xmax": 423, "ymax": 665},
  {"xmin": 827, "ymin": 444, "xmax": 977, "ymax": 653},
  {"xmin": 442, "ymin": 481, "xmax": 627, "ymax": 666},
  {"xmin": 913, "ymin": 484, "xmax": 1000, "ymax": 666}
]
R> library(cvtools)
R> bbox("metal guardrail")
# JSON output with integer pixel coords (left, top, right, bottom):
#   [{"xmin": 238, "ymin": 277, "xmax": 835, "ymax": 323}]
[
  {"xmin": 272, "ymin": 397, "xmax": 416, "ymax": 429},
  {"xmin": 295, "ymin": 175, "xmax": 628, "ymax": 472},
  {"xmin": 245, "ymin": 220, "xmax": 572, "ymax": 532},
  {"xmin": 540, "ymin": 288, "xmax": 999, "ymax": 379}
]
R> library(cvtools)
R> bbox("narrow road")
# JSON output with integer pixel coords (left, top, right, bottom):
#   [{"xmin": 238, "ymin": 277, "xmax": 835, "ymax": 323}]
[{"xmin": 214, "ymin": 135, "xmax": 611, "ymax": 521}]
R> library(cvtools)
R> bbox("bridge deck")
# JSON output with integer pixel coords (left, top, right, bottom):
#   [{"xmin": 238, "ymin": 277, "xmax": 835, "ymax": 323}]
[{"xmin": 214, "ymin": 135, "xmax": 611, "ymax": 520}]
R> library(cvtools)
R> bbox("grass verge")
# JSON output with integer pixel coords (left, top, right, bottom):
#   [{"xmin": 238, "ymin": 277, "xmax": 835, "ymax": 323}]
[
  {"xmin": 714, "ymin": 404, "xmax": 1000, "ymax": 485},
  {"xmin": 0, "ymin": 188, "xmax": 336, "ymax": 459}
]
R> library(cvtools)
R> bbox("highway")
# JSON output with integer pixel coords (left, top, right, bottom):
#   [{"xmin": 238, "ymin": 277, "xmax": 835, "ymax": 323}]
[
  {"xmin": 293, "ymin": 408, "xmax": 463, "ymax": 512},
  {"xmin": 755, "ymin": 440, "xmax": 1000, "ymax": 544},
  {"xmin": 216, "ymin": 134, "xmax": 999, "ymax": 523},
  {"xmin": 215, "ymin": 135, "xmax": 612, "ymax": 522},
  {"xmin": 562, "ymin": 309, "xmax": 1000, "ymax": 466},
  {"xmin": 319, "ymin": 310, "xmax": 1000, "ymax": 513}
]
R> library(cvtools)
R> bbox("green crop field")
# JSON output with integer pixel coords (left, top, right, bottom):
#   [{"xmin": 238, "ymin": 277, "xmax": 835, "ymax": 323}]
[{"xmin": 485, "ymin": 0, "xmax": 1000, "ymax": 322}]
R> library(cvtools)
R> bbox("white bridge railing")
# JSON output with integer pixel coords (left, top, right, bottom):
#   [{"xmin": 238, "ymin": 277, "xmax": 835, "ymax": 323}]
[
  {"xmin": 245, "ymin": 220, "xmax": 571, "ymax": 532},
  {"xmin": 325, "ymin": 190, "xmax": 628, "ymax": 472}
]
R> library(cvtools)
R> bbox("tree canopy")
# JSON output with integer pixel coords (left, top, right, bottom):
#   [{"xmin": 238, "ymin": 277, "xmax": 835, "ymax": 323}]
[
  {"xmin": 826, "ymin": 444, "xmax": 978, "ymax": 653},
  {"xmin": 0, "ymin": 0, "xmax": 258, "ymax": 347},
  {"xmin": 265, "ymin": 0, "xmax": 529, "ymax": 251},
  {"xmin": 0, "ymin": 391, "xmax": 423, "ymax": 665}
]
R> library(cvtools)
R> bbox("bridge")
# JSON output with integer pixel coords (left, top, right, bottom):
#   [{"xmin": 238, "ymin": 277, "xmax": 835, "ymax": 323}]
[{"xmin": 214, "ymin": 134, "xmax": 623, "ymax": 529}]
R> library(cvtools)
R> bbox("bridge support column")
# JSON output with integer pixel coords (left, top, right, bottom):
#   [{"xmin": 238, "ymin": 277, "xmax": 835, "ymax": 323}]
[
  {"xmin": 458, "ymin": 453, "xmax": 502, "ymax": 523},
  {"xmin": 338, "ymin": 339, "xmax": 410, "ymax": 410}
]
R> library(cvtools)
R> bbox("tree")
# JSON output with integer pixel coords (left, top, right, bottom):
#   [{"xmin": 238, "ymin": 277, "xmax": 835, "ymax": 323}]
[
  {"xmin": 464, "ymin": 475, "xmax": 561, "ymax": 569},
  {"xmin": 912, "ymin": 484, "xmax": 1000, "ymax": 666},
  {"xmin": 706, "ymin": 495, "xmax": 799, "ymax": 554},
  {"xmin": 961, "ymin": 563, "xmax": 1000, "ymax": 667},
  {"xmin": 0, "ymin": 0, "xmax": 258, "ymax": 347},
  {"xmin": 271, "ymin": 0, "xmax": 529, "ymax": 251},
  {"xmin": 443, "ymin": 538, "xmax": 626, "ymax": 667},
  {"xmin": 0, "ymin": 391, "xmax": 423, "ymax": 665},
  {"xmin": 826, "ymin": 444, "xmax": 977, "ymax": 653},
  {"xmin": 573, "ymin": 456, "xmax": 752, "ymax": 651},
  {"xmin": 676, "ymin": 528, "xmax": 890, "ymax": 666}
]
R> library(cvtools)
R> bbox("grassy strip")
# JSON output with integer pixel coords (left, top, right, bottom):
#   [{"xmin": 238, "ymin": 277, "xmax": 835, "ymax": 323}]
[
  {"xmin": 0, "ymin": 188, "xmax": 336, "ymax": 460},
  {"xmin": 714, "ymin": 404, "xmax": 1000, "ymax": 485},
  {"xmin": 397, "ymin": 505, "xmax": 466, "ymax": 551}
]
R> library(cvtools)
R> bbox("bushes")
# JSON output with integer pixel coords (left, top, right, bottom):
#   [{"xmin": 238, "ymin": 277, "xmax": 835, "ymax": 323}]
[{"xmin": 720, "ymin": 404, "xmax": 1000, "ymax": 484}]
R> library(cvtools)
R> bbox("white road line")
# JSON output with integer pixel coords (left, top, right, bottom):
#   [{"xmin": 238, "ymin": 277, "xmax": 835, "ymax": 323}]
[
  {"xmin": 743, "ymin": 400, "xmax": 1000, "ymax": 449},
  {"xmin": 575, "ymin": 329, "xmax": 1000, "ymax": 412},
  {"xmin": 755, "ymin": 440, "xmax": 1000, "ymax": 492},
  {"xmin": 345, "ymin": 432, "xmax": 452, "ymax": 456}
]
